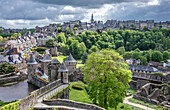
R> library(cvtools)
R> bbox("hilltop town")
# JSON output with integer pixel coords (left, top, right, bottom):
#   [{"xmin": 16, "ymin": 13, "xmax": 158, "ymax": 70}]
[{"xmin": 0, "ymin": 14, "xmax": 169, "ymax": 110}]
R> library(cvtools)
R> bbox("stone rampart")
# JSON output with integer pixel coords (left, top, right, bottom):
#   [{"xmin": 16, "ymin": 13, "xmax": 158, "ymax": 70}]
[
  {"xmin": 18, "ymin": 79, "xmax": 62, "ymax": 110},
  {"xmin": 43, "ymin": 99, "xmax": 105, "ymax": 110},
  {"xmin": 0, "ymin": 73, "xmax": 27, "ymax": 84},
  {"xmin": 30, "ymin": 74, "xmax": 49, "ymax": 87}
]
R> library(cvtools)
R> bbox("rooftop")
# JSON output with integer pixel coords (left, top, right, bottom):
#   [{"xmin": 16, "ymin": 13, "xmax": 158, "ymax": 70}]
[
  {"xmin": 58, "ymin": 62, "xmax": 68, "ymax": 72},
  {"xmin": 41, "ymin": 54, "xmax": 52, "ymax": 62},
  {"xmin": 65, "ymin": 53, "xmax": 76, "ymax": 63},
  {"xmin": 52, "ymin": 58, "xmax": 60, "ymax": 64},
  {"xmin": 27, "ymin": 53, "xmax": 37, "ymax": 65}
]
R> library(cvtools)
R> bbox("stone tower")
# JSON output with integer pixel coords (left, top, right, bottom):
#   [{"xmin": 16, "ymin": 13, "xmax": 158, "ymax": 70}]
[
  {"xmin": 65, "ymin": 53, "xmax": 76, "ymax": 74},
  {"xmin": 50, "ymin": 41, "xmax": 58, "ymax": 57},
  {"xmin": 58, "ymin": 62, "xmax": 69, "ymax": 84},
  {"xmin": 41, "ymin": 54, "xmax": 52, "ymax": 75},
  {"xmin": 91, "ymin": 14, "xmax": 94, "ymax": 24},
  {"xmin": 27, "ymin": 53, "xmax": 37, "ymax": 82},
  {"xmin": 48, "ymin": 58, "xmax": 60, "ymax": 82}
]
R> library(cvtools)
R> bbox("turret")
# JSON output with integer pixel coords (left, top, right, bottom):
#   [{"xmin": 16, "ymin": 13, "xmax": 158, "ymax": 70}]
[
  {"xmin": 41, "ymin": 54, "xmax": 52, "ymax": 75},
  {"xmin": 65, "ymin": 53, "xmax": 76, "ymax": 74},
  {"xmin": 27, "ymin": 53, "xmax": 37, "ymax": 82},
  {"xmin": 58, "ymin": 62, "xmax": 69, "ymax": 84},
  {"xmin": 48, "ymin": 58, "xmax": 60, "ymax": 82}
]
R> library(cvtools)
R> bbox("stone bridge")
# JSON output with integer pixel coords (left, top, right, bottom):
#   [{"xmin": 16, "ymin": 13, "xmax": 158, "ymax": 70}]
[{"xmin": 18, "ymin": 79, "xmax": 69, "ymax": 110}]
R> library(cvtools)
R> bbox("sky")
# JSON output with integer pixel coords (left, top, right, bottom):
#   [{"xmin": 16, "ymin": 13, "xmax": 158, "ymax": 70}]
[{"xmin": 0, "ymin": 0, "xmax": 169, "ymax": 29}]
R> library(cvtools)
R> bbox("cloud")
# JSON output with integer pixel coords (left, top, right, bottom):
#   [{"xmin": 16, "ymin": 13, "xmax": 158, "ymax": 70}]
[
  {"xmin": 0, "ymin": 0, "xmax": 169, "ymax": 28},
  {"xmin": 31, "ymin": 0, "xmax": 151, "ymax": 8}
]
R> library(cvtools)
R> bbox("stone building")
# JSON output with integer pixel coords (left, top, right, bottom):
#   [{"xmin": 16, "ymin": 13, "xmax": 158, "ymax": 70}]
[{"xmin": 65, "ymin": 53, "xmax": 76, "ymax": 74}]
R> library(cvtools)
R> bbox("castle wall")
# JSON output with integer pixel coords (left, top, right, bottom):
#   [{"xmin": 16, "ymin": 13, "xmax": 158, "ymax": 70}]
[{"xmin": 41, "ymin": 99, "xmax": 105, "ymax": 110}]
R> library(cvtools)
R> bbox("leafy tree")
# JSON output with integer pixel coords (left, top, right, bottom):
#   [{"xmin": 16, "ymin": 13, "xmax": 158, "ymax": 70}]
[
  {"xmin": 163, "ymin": 51, "xmax": 169, "ymax": 61},
  {"xmin": 66, "ymin": 37, "xmax": 73, "ymax": 45},
  {"xmin": 57, "ymin": 27, "xmax": 62, "ymax": 33},
  {"xmin": 124, "ymin": 52, "xmax": 132, "ymax": 58},
  {"xmin": 117, "ymin": 46, "xmax": 125, "ymax": 56},
  {"xmin": 151, "ymin": 51, "xmax": 163, "ymax": 62},
  {"xmin": 70, "ymin": 40, "xmax": 86, "ymax": 59},
  {"xmin": 46, "ymin": 39, "xmax": 54, "ymax": 48},
  {"xmin": 143, "ymin": 26, "xmax": 149, "ymax": 31},
  {"xmin": 140, "ymin": 56, "xmax": 148, "ymax": 65},
  {"xmin": 61, "ymin": 45, "xmax": 70, "ymax": 54},
  {"xmin": 132, "ymin": 51, "xmax": 141, "ymax": 60},
  {"xmin": 81, "ymin": 51, "xmax": 88, "ymax": 64},
  {"xmin": 89, "ymin": 45, "xmax": 99, "ymax": 54},
  {"xmin": 6, "ymin": 65, "xmax": 16, "ymax": 73},
  {"xmin": 0, "ymin": 29, "xmax": 3, "ymax": 33},
  {"xmin": 84, "ymin": 49, "xmax": 132, "ymax": 109},
  {"xmin": 0, "ymin": 62, "xmax": 8, "ymax": 73},
  {"xmin": 0, "ymin": 36, "xmax": 3, "ymax": 42},
  {"xmin": 56, "ymin": 32, "xmax": 66, "ymax": 43}
]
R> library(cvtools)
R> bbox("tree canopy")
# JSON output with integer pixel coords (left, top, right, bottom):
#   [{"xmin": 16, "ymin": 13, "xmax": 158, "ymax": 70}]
[{"xmin": 84, "ymin": 49, "xmax": 132, "ymax": 109}]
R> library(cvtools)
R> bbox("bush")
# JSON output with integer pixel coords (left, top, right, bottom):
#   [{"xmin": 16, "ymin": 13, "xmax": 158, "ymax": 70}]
[{"xmin": 72, "ymin": 83, "xmax": 84, "ymax": 90}]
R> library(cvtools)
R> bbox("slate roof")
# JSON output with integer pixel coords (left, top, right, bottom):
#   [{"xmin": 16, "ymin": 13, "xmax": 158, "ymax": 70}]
[
  {"xmin": 65, "ymin": 53, "xmax": 76, "ymax": 62},
  {"xmin": 58, "ymin": 62, "xmax": 68, "ymax": 72},
  {"xmin": 41, "ymin": 54, "xmax": 52, "ymax": 62},
  {"xmin": 6, "ymin": 48, "xmax": 14, "ymax": 55},
  {"xmin": 129, "ymin": 65, "xmax": 160, "ymax": 72},
  {"xmin": 27, "ymin": 53, "xmax": 37, "ymax": 65},
  {"xmin": 52, "ymin": 58, "xmax": 60, "ymax": 64}
]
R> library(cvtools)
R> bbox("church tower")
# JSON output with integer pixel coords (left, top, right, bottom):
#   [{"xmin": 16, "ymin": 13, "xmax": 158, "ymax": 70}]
[
  {"xmin": 91, "ymin": 14, "xmax": 94, "ymax": 24},
  {"xmin": 27, "ymin": 53, "xmax": 37, "ymax": 82}
]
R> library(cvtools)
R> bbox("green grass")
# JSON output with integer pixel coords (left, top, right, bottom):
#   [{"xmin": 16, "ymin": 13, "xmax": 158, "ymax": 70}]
[
  {"xmin": 69, "ymin": 82, "xmax": 92, "ymax": 104},
  {"xmin": 52, "ymin": 55, "xmax": 68, "ymax": 62},
  {"xmin": 108, "ymin": 103, "xmax": 144, "ymax": 110},
  {"xmin": 70, "ymin": 82, "xmax": 144, "ymax": 110},
  {"xmin": 128, "ymin": 98, "xmax": 167, "ymax": 110},
  {"xmin": 127, "ymin": 89, "xmax": 137, "ymax": 95},
  {"xmin": 76, "ymin": 64, "xmax": 85, "ymax": 68}
]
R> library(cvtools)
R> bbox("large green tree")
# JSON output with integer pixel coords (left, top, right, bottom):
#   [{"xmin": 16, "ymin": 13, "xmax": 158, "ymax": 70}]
[
  {"xmin": 163, "ymin": 51, "xmax": 169, "ymax": 61},
  {"xmin": 46, "ymin": 39, "xmax": 54, "ymax": 48},
  {"xmin": 84, "ymin": 49, "xmax": 132, "ymax": 109},
  {"xmin": 56, "ymin": 32, "xmax": 66, "ymax": 43},
  {"xmin": 151, "ymin": 51, "xmax": 163, "ymax": 62}
]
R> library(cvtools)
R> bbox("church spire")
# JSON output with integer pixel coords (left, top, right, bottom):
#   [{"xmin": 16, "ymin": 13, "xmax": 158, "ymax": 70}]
[{"xmin": 91, "ymin": 14, "xmax": 94, "ymax": 24}]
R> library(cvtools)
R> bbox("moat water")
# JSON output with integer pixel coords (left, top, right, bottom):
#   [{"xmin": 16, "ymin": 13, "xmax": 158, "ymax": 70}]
[{"xmin": 0, "ymin": 79, "xmax": 37, "ymax": 102}]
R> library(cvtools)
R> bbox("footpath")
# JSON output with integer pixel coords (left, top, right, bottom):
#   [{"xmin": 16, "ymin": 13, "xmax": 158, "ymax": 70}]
[{"xmin": 123, "ymin": 95, "xmax": 155, "ymax": 110}]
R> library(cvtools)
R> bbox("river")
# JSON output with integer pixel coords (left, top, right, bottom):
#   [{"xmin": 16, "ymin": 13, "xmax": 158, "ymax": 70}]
[{"xmin": 0, "ymin": 79, "xmax": 38, "ymax": 102}]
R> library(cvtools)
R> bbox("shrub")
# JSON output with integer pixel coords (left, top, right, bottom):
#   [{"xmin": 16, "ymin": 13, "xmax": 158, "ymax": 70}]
[{"xmin": 72, "ymin": 83, "xmax": 84, "ymax": 90}]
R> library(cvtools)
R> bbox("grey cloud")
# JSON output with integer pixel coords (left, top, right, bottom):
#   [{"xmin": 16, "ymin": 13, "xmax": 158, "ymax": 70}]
[{"xmin": 31, "ymin": 0, "xmax": 150, "ymax": 8}]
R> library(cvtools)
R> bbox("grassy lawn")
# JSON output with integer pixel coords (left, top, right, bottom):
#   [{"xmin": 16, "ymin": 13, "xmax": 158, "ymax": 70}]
[
  {"xmin": 69, "ymin": 82, "xmax": 92, "ymax": 104},
  {"xmin": 127, "ymin": 89, "xmax": 137, "ymax": 95},
  {"xmin": 69, "ymin": 82, "xmax": 144, "ymax": 110},
  {"xmin": 128, "ymin": 98, "xmax": 167, "ymax": 110},
  {"xmin": 52, "ymin": 55, "xmax": 68, "ymax": 62},
  {"xmin": 76, "ymin": 64, "xmax": 85, "ymax": 68},
  {"xmin": 108, "ymin": 103, "xmax": 144, "ymax": 110}
]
